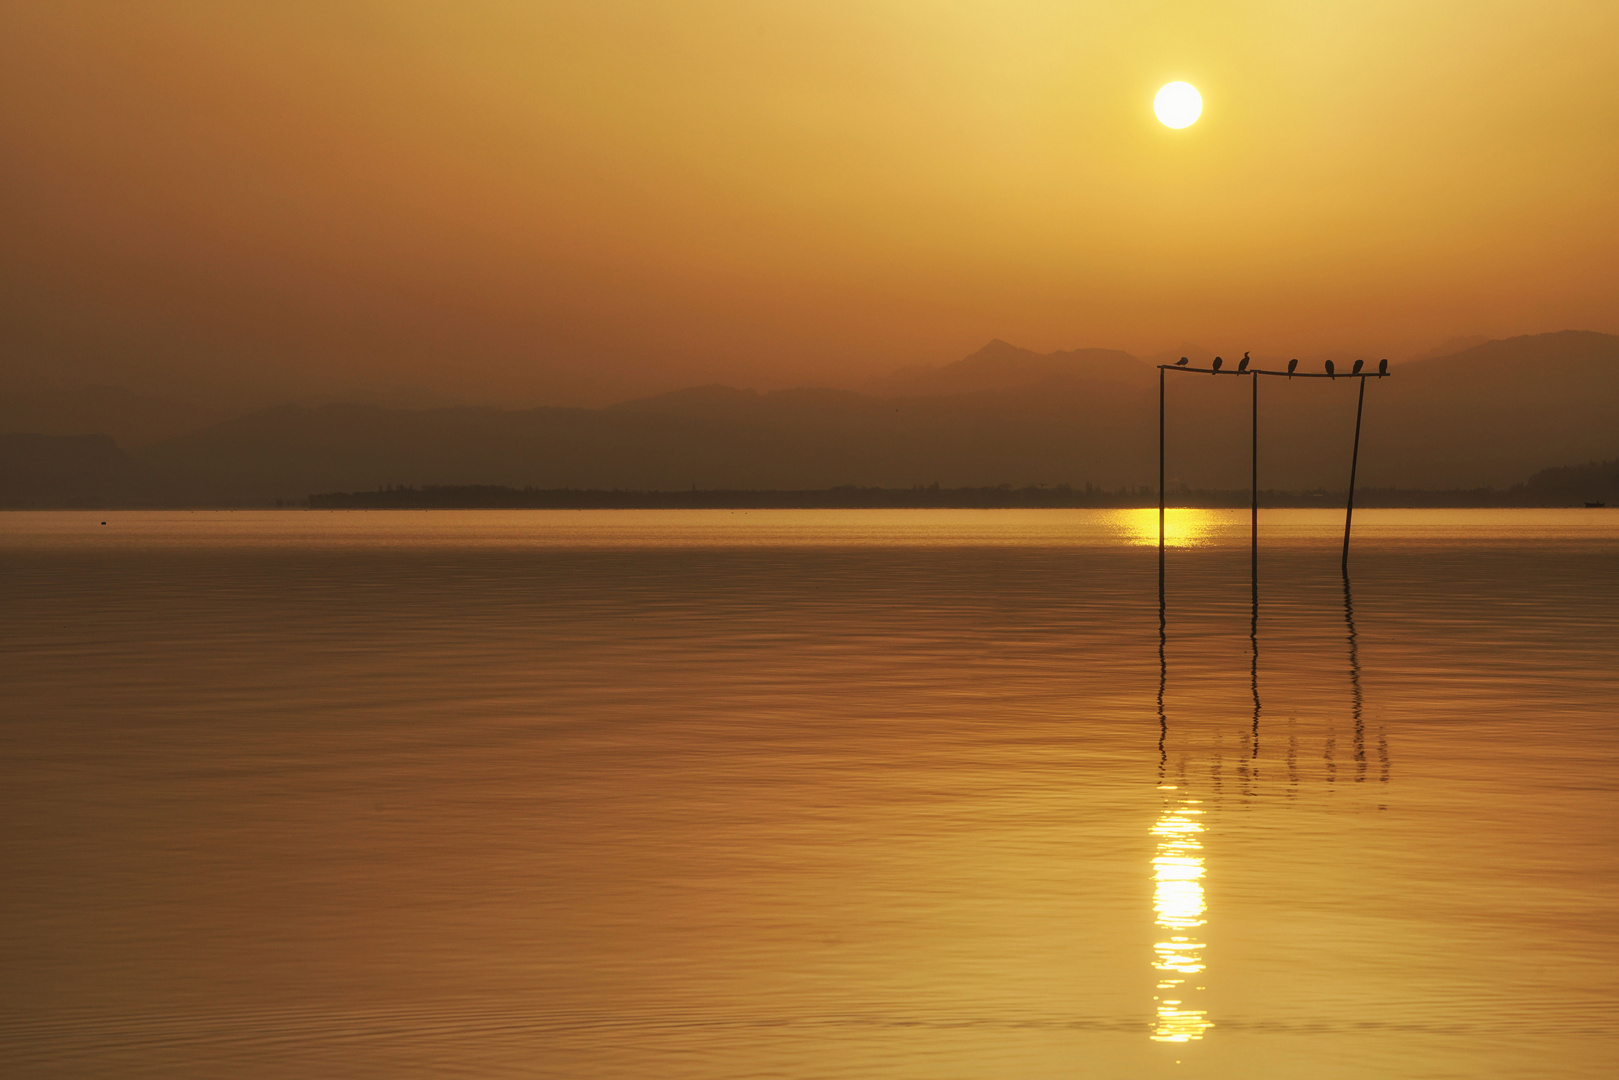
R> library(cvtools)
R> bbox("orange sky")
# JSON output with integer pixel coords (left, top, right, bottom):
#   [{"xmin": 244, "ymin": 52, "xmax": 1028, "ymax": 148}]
[{"xmin": 3, "ymin": 1, "xmax": 1616, "ymax": 405}]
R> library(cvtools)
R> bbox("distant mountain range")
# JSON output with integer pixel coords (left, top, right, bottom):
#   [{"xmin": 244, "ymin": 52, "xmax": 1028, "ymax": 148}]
[
  {"xmin": 3, "ymin": 331, "xmax": 1616, "ymax": 507},
  {"xmin": 0, "ymin": 383, "xmax": 224, "ymax": 449},
  {"xmin": 864, "ymin": 341, "xmax": 1148, "ymax": 397}
]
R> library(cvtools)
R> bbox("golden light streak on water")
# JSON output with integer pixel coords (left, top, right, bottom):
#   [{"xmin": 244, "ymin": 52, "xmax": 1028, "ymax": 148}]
[
  {"xmin": 1150, "ymin": 787, "xmax": 1213, "ymax": 1043},
  {"xmin": 1117, "ymin": 507, "xmax": 1218, "ymax": 548}
]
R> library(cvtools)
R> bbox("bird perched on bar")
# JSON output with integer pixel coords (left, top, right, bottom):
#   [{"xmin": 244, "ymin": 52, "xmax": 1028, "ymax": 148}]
[
  {"xmin": 1287, "ymin": 358, "xmax": 1298, "ymax": 377},
  {"xmin": 1237, "ymin": 352, "xmax": 1250, "ymax": 373},
  {"xmin": 1378, "ymin": 358, "xmax": 1388, "ymax": 375},
  {"xmin": 1352, "ymin": 359, "xmax": 1364, "ymax": 375},
  {"xmin": 1177, "ymin": 356, "xmax": 1190, "ymax": 366},
  {"xmin": 1325, "ymin": 359, "xmax": 1336, "ymax": 378},
  {"xmin": 1212, "ymin": 356, "xmax": 1223, "ymax": 372}
]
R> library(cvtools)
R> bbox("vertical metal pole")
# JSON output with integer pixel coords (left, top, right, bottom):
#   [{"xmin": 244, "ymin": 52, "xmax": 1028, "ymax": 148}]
[
  {"xmin": 1158, "ymin": 365, "xmax": 1167, "ymax": 781},
  {"xmin": 1251, "ymin": 370, "xmax": 1258, "ymax": 578},
  {"xmin": 1159, "ymin": 366, "xmax": 1166, "ymax": 579},
  {"xmin": 1250, "ymin": 370, "xmax": 1259, "ymax": 761},
  {"xmin": 1341, "ymin": 376, "xmax": 1366, "ymax": 572}
]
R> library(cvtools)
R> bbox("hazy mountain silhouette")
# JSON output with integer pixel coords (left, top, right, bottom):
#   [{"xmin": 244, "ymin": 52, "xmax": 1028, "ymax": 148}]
[
  {"xmin": 2, "ymin": 331, "xmax": 1615, "ymax": 506},
  {"xmin": 0, "ymin": 384, "xmax": 221, "ymax": 448},
  {"xmin": 1356, "ymin": 331, "xmax": 1619, "ymax": 490},
  {"xmin": 0, "ymin": 433, "xmax": 133, "ymax": 506},
  {"xmin": 1524, "ymin": 457, "xmax": 1619, "ymax": 503},
  {"xmin": 866, "ymin": 339, "xmax": 1150, "ymax": 396},
  {"xmin": 1409, "ymin": 335, "xmax": 1491, "ymax": 362}
]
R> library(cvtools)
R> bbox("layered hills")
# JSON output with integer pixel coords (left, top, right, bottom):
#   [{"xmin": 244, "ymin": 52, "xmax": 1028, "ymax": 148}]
[{"xmin": 3, "ymin": 332, "xmax": 1616, "ymax": 507}]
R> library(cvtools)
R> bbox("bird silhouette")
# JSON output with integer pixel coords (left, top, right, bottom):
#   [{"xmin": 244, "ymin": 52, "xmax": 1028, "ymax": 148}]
[
  {"xmin": 1176, "ymin": 356, "xmax": 1190, "ymax": 366},
  {"xmin": 1237, "ymin": 351, "xmax": 1250, "ymax": 373},
  {"xmin": 1325, "ymin": 359, "xmax": 1336, "ymax": 378},
  {"xmin": 1287, "ymin": 358, "xmax": 1298, "ymax": 378},
  {"xmin": 1378, "ymin": 358, "xmax": 1388, "ymax": 375},
  {"xmin": 1212, "ymin": 356, "xmax": 1223, "ymax": 373},
  {"xmin": 1352, "ymin": 359, "xmax": 1364, "ymax": 375}
]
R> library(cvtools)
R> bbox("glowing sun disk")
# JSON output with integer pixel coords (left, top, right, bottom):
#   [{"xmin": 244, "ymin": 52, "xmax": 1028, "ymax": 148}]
[{"xmin": 1154, "ymin": 82, "xmax": 1203, "ymax": 129}]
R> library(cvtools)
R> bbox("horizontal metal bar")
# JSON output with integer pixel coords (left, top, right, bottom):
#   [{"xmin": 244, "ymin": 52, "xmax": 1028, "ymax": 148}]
[{"xmin": 1158, "ymin": 366, "xmax": 1389, "ymax": 378}]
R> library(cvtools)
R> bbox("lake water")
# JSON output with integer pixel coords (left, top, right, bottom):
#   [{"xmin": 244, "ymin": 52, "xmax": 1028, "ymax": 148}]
[{"xmin": 3, "ymin": 508, "xmax": 1617, "ymax": 1079}]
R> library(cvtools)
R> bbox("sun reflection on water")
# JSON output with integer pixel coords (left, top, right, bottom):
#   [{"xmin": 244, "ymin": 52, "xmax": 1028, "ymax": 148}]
[
  {"xmin": 1117, "ymin": 507, "xmax": 1218, "ymax": 548},
  {"xmin": 1150, "ymin": 788, "xmax": 1213, "ymax": 1042}
]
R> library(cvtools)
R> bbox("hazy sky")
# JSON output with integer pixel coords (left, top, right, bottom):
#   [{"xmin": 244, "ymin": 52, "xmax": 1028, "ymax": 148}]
[{"xmin": 3, "ymin": 1, "xmax": 1616, "ymax": 405}]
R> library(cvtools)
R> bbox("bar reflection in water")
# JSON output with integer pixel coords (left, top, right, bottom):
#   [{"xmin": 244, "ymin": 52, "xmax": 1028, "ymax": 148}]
[{"xmin": 1150, "ymin": 789, "xmax": 1212, "ymax": 1042}]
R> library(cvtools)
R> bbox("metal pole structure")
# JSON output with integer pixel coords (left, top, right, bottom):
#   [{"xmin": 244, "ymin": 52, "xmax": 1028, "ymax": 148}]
[
  {"xmin": 1158, "ymin": 358, "xmax": 1386, "ymax": 575},
  {"xmin": 1341, "ymin": 375, "xmax": 1367, "ymax": 572},
  {"xmin": 1250, "ymin": 369, "xmax": 1259, "ymax": 760},
  {"xmin": 1250, "ymin": 370, "xmax": 1258, "ymax": 580},
  {"xmin": 1158, "ymin": 364, "xmax": 1168, "ymax": 781}
]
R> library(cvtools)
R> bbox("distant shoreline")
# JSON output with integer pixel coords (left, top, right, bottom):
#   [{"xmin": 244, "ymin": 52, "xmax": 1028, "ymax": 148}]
[{"xmin": 299, "ymin": 485, "xmax": 1608, "ymax": 511}]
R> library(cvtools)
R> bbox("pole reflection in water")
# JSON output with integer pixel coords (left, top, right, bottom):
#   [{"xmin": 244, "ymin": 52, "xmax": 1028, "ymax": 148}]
[
  {"xmin": 1344, "ymin": 571, "xmax": 1366, "ymax": 782},
  {"xmin": 1151, "ymin": 551, "xmax": 1396, "ymax": 1042},
  {"xmin": 1250, "ymin": 548, "xmax": 1261, "ymax": 767},
  {"xmin": 1343, "ymin": 571, "xmax": 1391, "ymax": 784},
  {"xmin": 1150, "ymin": 788, "xmax": 1212, "ymax": 1042},
  {"xmin": 1157, "ymin": 565, "xmax": 1168, "ymax": 781},
  {"xmin": 1152, "ymin": 560, "xmax": 1212, "ymax": 1043}
]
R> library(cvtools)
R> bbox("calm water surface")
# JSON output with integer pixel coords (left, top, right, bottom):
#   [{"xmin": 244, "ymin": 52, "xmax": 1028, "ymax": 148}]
[{"xmin": 3, "ymin": 509, "xmax": 1617, "ymax": 1079}]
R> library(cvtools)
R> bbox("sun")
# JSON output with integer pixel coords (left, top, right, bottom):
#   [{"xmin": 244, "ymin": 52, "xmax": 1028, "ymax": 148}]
[{"xmin": 1154, "ymin": 82, "xmax": 1202, "ymax": 129}]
